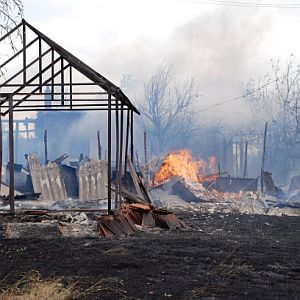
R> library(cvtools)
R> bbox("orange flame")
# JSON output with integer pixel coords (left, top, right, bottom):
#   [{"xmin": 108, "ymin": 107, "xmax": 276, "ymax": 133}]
[{"xmin": 154, "ymin": 149, "xmax": 218, "ymax": 185}]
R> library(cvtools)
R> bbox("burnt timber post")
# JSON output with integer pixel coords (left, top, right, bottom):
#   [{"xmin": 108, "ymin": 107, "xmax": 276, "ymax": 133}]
[
  {"xmin": 243, "ymin": 140, "xmax": 248, "ymax": 178},
  {"xmin": 0, "ymin": 109, "xmax": 2, "ymax": 195},
  {"xmin": 118, "ymin": 104, "xmax": 124, "ymax": 205},
  {"xmin": 124, "ymin": 110, "xmax": 130, "ymax": 185},
  {"xmin": 130, "ymin": 110, "xmax": 134, "ymax": 163},
  {"xmin": 144, "ymin": 131, "xmax": 149, "ymax": 187},
  {"xmin": 8, "ymin": 95, "xmax": 15, "ymax": 214},
  {"xmin": 235, "ymin": 142, "xmax": 239, "ymax": 177},
  {"xmin": 22, "ymin": 21, "xmax": 26, "ymax": 83},
  {"xmin": 44, "ymin": 129, "xmax": 48, "ymax": 164},
  {"xmin": 261, "ymin": 122, "xmax": 268, "ymax": 193},
  {"xmin": 15, "ymin": 120, "xmax": 19, "ymax": 162},
  {"xmin": 115, "ymin": 98, "xmax": 119, "ymax": 208},
  {"xmin": 144, "ymin": 131, "xmax": 147, "ymax": 165},
  {"xmin": 97, "ymin": 130, "xmax": 102, "ymax": 160},
  {"xmin": 239, "ymin": 137, "xmax": 244, "ymax": 177},
  {"xmin": 107, "ymin": 90, "xmax": 112, "ymax": 214}
]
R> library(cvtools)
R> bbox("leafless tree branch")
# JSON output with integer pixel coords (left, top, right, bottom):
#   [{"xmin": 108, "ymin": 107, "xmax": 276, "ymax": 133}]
[
  {"xmin": 0, "ymin": 0, "xmax": 23, "ymax": 50},
  {"xmin": 138, "ymin": 66, "xmax": 200, "ymax": 154}
]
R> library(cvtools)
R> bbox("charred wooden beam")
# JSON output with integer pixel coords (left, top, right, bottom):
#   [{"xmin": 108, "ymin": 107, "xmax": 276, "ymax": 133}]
[
  {"xmin": 107, "ymin": 90, "xmax": 112, "ymax": 214},
  {"xmin": 44, "ymin": 129, "xmax": 48, "ymax": 165},
  {"xmin": 8, "ymin": 95, "xmax": 15, "ymax": 214},
  {"xmin": 130, "ymin": 110, "xmax": 134, "ymax": 162},
  {"xmin": 124, "ymin": 110, "xmax": 130, "ymax": 185},
  {"xmin": 115, "ymin": 98, "xmax": 120, "ymax": 208},
  {"xmin": 118, "ymin": 104, "xmax": 124, "ymax": 205},
  {"xmin": 243, "ymin": 140, "xmax": 248, "ymax": 178},
  {"xmin": 97, "ymin": 130, "xmax": 102, "ymax": 160},
  {"xmin": 23, "ymin": 21, "xmax": 26, "ymax": 84},
  {"xmin": 261, "ymin": 122, "xmax": 268, "ymax": 193},
  {"xmin": 0, "ymin": 111, "xmax": 2, "ymax": 195}
]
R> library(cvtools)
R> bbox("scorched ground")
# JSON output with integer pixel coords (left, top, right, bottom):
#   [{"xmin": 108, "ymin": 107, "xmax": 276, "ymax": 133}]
[{"xmin": 0, "ymin": 211, "xmax": 299, "ymax": 299}]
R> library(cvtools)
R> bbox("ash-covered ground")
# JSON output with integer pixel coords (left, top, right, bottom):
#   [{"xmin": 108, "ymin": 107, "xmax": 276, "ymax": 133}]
[{"xmin": 0, "ymin": 211, "xmax": 299, "ymax": 299}]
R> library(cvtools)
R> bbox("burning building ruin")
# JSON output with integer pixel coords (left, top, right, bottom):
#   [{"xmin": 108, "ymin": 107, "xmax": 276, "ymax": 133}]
[
  {"xmin": 0, "ymin": 19, "xmax": 141, "ymax": 215},
  {"xmin": 0, "ymin": 20, "xmax": 299, "ymax": 241},
  {"xmin": 150, "ymin": 149, "xmax": 257, "ymax": 194}
]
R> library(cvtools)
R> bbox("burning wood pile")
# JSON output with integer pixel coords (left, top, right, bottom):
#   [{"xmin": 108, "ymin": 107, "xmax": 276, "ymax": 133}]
[
  {"xmin": 153, "ymin": 149, "xmax": 218, "ymax": 186},
  {"xmin": 148, "ymin": 149, "xmax": 300, "ymax": 216},
  {"xmin": 149, "ymin": 149, "xmax": 248, "ymax": 203}
]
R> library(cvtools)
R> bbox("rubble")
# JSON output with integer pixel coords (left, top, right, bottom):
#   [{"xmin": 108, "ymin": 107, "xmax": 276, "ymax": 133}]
[
  {"xmin": 210, "ymin": 176, "xmax": 258, "ymax": 192},
  {"xmin": 267, "ymin": 207, "xmax": 300, "ymax": 216},
  {"xmin": 97, "ymin": 202, "xmax": 185, "ymax": 237},
  {"xmin": 142, "ymin": 150, "xmax": 300, "ymax": 217},
  {"xmin": 149, "ymin": 176, "xmax": 300, "ymax": 216},
  {"xmin": 2, "ymin": 145, "xmax": 300, "ymax": 241},
  {"xmin": 288, "ymin": 175, "xmax": 300, "ymax": 194},
  {"xmin": 4, "ymin": 222, "xmax": 58, "ymax": 239},
  {"xmin": 261, "ymin": 171, "xmax": 277, "ymax": 196},
  {"xmin": 4, "ymin": 163, "xmax": 33, "ymax": 193},
  {"xmin": 0, "ymin": 163, "xmax": 186, "ymax": 239},
  {"xmin": 58, "ymin": 222, "xmax": 98, "ymax": 238},
  {"xmin": 232, "ymin": 193, "xmax": 269, "ymax": 215},
  {"xmin": 150, "ymin": 177, "xmax": 202, "ymax": 203}
]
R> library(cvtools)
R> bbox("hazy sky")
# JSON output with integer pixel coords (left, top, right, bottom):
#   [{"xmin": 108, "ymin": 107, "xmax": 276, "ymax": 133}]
[
  {"xmin": 18, "ymin": 0, "xmax": 300, "ymax": 123},
  {"xmin": 1, "ymin": 0, "xmax": 300, "ymax": 158},
  {"xmin": 22, "ymin": 0, "xmax": 300, "ymax": 75}
]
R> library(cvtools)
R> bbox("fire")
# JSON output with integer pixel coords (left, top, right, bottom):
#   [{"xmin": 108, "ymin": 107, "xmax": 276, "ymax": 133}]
[
  {"xmin": 154, "ymin": 149, "xmax": 218, "ymax": 185},
  {"xmin": 198, "ymin": 156, "xmax": 218, "ymax": 183}
]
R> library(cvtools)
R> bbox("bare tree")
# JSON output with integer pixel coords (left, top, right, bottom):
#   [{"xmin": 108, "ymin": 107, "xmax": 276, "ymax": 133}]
[
  {"xmin": 245, "ymin": 55, "xmax": 300, "ymax": 182},
  {"xmin": 0, "ymin": 0, "xmax": 23, "ymax": 80},
  {"xmin": 138, "ymin": 66, "xmax": 199, "ymax": 154},
  {"xmin": 0, "ymin": 0, "xmax": 23, "ymax": 52}
]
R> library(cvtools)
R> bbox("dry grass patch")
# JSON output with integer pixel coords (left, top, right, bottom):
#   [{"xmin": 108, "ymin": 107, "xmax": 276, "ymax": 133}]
[
  {"xmin": 0, "ymin": 272, "xmax": 127, "ymax": 300},
  {"xmin": 0, "ymin": 272, "xmax": 72, "ymax": 300},
  {"xmin": 103, "ymin": 247, "xmax": 127, "ymax": 256}
]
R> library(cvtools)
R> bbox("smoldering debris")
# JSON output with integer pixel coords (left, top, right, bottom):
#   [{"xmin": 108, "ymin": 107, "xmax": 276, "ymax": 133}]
[
  {"xmin": 147, "ymin": 151, "xmax": 300, "ymax": 217},
  {"xmin": 2, "ymin": 146, "xmax": 300, "ymax": 241},
  {"xmin": 0, "ymin": 153, "xmax": 186, "ymax": 239}
]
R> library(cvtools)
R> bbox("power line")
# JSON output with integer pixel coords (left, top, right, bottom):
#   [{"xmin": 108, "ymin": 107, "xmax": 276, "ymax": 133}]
[
  {"xmin": 181, "ymin": 0, "xmax": 300, "ymax": 7},
  {"xmin": 198, "ymin": 69, "xmax": 300, "ymax": 112},
  {"xmin": 179, "ymin": 0, "xmax": 300, "ymax": 8}
]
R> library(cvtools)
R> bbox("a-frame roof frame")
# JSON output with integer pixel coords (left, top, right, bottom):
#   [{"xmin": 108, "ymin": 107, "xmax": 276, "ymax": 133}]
[{"xmin": 0, "ymin": 19, "xmax": 140, "ymax": 116}]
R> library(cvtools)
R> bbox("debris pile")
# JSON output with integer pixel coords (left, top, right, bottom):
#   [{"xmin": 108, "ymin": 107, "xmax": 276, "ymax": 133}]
[
  {"xmin": 0, "ymin": 155, "xmax": 186, "ymax": 239},
  {"xmin": 98, "ymin": 159, "xmax": 186, "ymax": 237},
  {"xmin": 98, "ymin": 203, "xmax": 187, "ymax": 237},
  {"xmin": 147, "ymin": 150, "xmax": 300, "ymax": 217}
]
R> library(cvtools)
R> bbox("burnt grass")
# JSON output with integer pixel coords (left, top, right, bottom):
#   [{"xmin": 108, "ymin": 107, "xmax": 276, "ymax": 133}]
[{"xmin": 0, "ymin": 212, "xmax": 300, "ymax": 299}]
